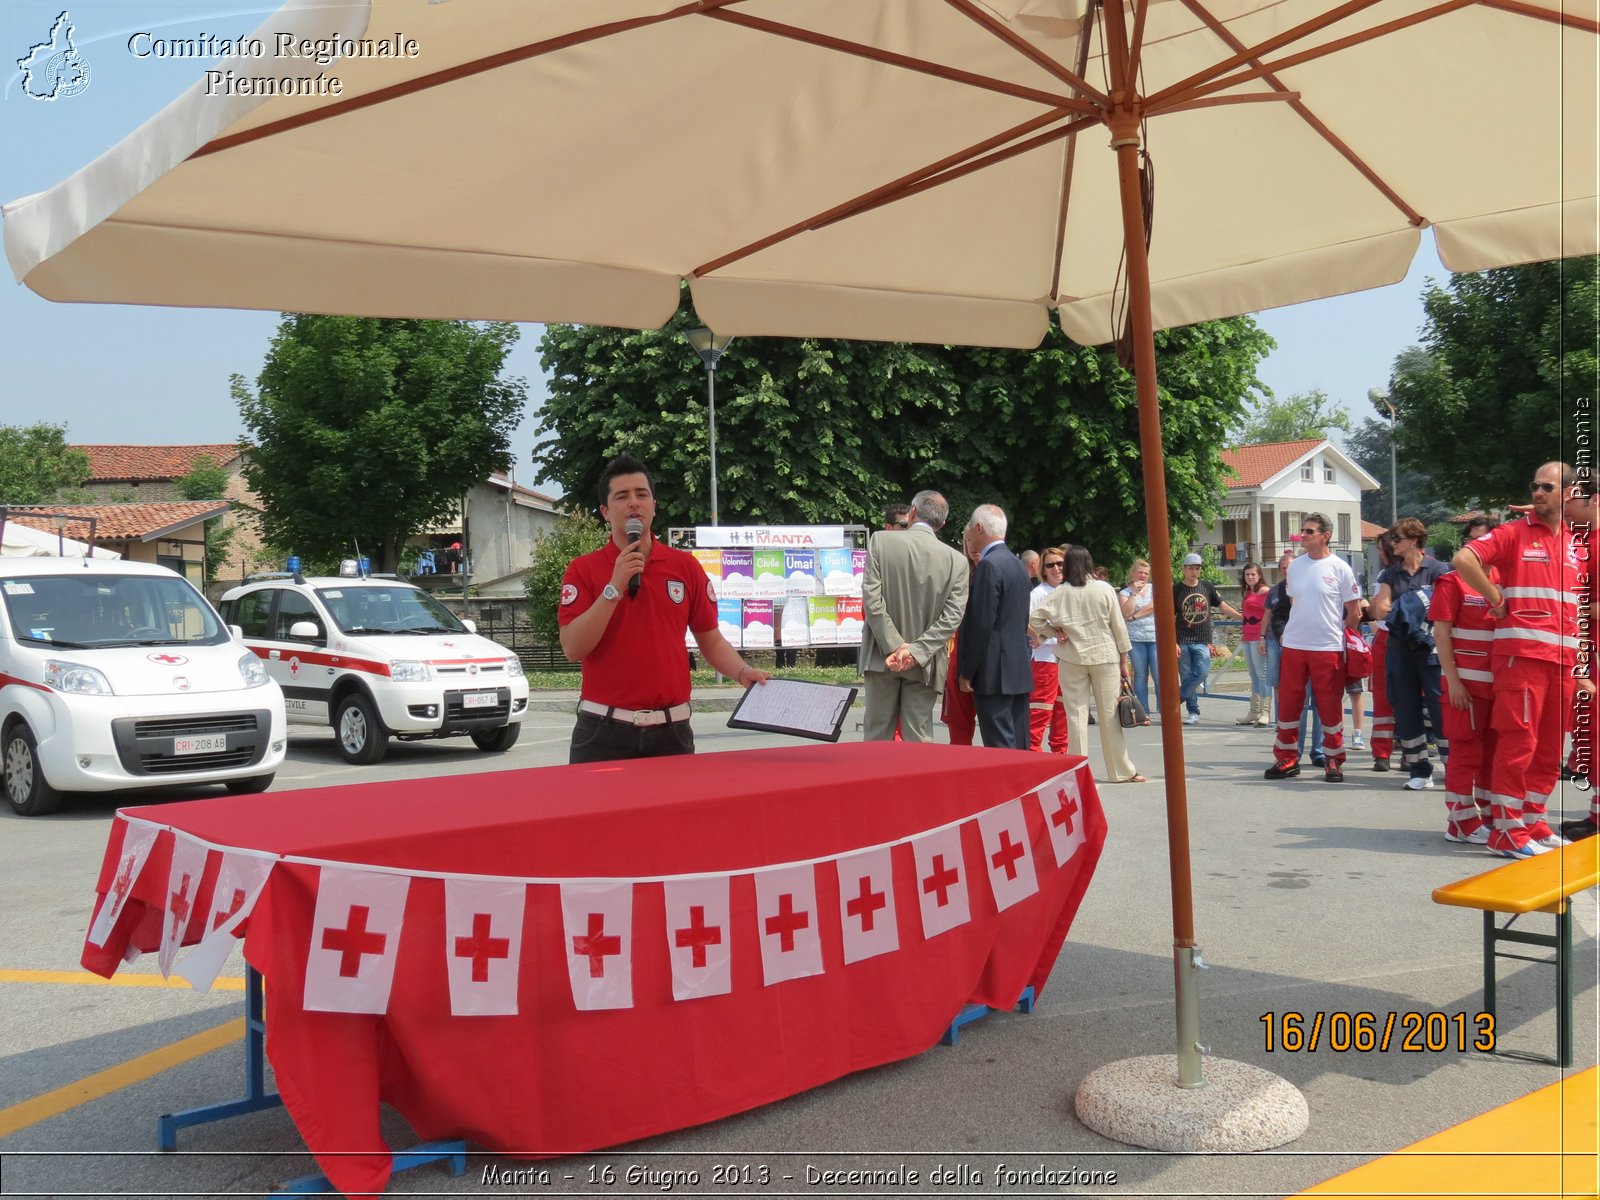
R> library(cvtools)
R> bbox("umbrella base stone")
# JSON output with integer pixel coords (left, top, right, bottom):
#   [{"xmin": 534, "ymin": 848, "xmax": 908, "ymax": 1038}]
[{"xmin": 1074, "ymin": 1055, "xmax": 1308, "ymax": 1151}]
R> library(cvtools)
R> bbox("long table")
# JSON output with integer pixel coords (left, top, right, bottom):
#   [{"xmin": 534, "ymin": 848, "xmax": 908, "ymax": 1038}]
[{"xmin": 82, "ymin": 742, "xmax": 1106, "ymax": 1196}]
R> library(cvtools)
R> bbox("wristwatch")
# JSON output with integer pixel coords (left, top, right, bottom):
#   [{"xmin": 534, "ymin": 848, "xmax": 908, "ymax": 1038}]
[{"xmin": 601, "ymin": 583, "xmax": 622, "ymax": 602}]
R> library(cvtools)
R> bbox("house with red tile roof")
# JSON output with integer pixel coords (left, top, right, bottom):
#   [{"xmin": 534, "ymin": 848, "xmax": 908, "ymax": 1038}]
[
  {"xmin": 5, "ymin": 502, "xmax": 230, "ymax": 586},
  {"xmin": 1199, "ymin": 439, "xmax": 1380, "ymax": 582},
  {"xmin": 412, "ymin": 473, "xmax": 564, "ymax": 598}
]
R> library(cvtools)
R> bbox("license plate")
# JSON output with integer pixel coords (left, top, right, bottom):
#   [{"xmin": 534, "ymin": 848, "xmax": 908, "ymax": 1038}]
[
  {"xmin": 462, "ymin": 692, "xmax": 497, "ymax": 709},
  {"xmin": 174, "ymin": 735, "xmax": 228, "ymax": 755}
]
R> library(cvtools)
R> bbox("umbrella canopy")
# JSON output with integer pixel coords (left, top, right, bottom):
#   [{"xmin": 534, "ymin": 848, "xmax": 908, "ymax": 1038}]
[{"xmin": 5, "ymin": 0, "xmax": 1595, "ymax": 1088}]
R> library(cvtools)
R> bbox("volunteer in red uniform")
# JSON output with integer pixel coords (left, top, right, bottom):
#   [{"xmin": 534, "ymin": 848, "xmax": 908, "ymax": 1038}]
[
  {"xmin": 1453, "ymin": 462, "xmax": 1579, "ymax": 857},
  {"xmin": 1432, "ymin": 527, "xmax": 1499, "ymax": 844},
  {"xmin": 559, "ymin": 454, "xmax": 769, "ymax": 763}
]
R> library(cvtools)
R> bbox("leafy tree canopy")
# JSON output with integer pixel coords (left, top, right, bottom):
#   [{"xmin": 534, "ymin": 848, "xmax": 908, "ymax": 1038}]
[
  {"xmin": 1231, "ymin": 387, "xmax": 1352, "ymax": 445},
  {"xmin": 235, "ymin": 316, "xmax": 527, "ymax": 570},
  {"xmin": 535, "ymin": 291, "xmax": 1272, "ymax": 578},
  {"xmin": 173, "ymin": 454, "xmax": 233, "ymax": 502},
  {"xmin": 0, "ymin": 423, "xmax": 90, "ymax": 505},
  {"xmin": 1390, "ymin": 256, "xmax": 1598, "ymax": 509}
]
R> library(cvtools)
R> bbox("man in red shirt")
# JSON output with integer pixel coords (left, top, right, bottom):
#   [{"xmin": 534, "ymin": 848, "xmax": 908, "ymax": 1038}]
[
  {"xmin": 1453, "ymin": 461, "xmax": 1579, "ymax": 857},
  {"xmin": 559, "ymin": 455, "xmax": 769, "ymax": 763}
]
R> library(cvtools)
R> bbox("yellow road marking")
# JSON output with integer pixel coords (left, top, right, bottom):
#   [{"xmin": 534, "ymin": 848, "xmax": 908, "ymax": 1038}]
[
  {"xmin": 0, "ymin": 969, "xmax": 245, "ymax": 991},
  {"xmin": 0, "ymin": 1017, "xmax": 244, "ymax": 1138}
]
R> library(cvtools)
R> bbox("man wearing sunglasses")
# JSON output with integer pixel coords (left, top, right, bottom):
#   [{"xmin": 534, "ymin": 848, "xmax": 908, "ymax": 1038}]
[
  {"xmin": 1452, "ymin": 462, "xmax": 1580, "ymax": 857},
  {"xmin": 1265, "ymin": 514, "xmax": 1363, "ymax": 783}
]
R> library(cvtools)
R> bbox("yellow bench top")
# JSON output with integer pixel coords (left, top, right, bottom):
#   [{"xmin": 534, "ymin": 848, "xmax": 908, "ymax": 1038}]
[
  {"xmin": 1433, "ymin": 839, "xmax": 1600, "ymax": 915},
  {"xmin": 1298, "ymin": 1066, "xmax": 1598, "ymax": 1197}
]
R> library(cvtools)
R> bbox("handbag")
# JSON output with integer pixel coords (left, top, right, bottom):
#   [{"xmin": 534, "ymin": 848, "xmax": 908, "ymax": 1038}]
[{"xmin": 1116, "ymin": 678, "xmax": 1147, "ymax": 728}]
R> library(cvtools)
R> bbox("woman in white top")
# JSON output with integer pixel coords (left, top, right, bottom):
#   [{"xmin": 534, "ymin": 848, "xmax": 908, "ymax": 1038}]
[{"xmin": 1030, "ymin": 545, "xmax": 1144, "ymax": 783}]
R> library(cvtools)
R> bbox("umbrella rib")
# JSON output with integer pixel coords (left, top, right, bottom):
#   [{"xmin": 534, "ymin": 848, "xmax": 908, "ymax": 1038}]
[
  {"xmin": 942, "ymin": 0, "xmax": 1111, "ymax": 107},
  {"xmin": 1168, "ymin": 0, "xmax": 1426, "ymax": 228},
  {"xmin": 693, "ymin": 106, "xmax": 1080, "ymax": 277},
  {"xmin": 1051, "ymin": 4, "xmax": 1102, "ymax": 304},
  {"xmin": 1152, "ymin": 0, "xmax": 1478, "ymax": 112},
  {"xmin": 1480, "ymin": 0, "xmax": 1600, "ymax": 32},
  {"xmin": 703, "ymin": 8, "xmax": 1095, "ymax": 111},
  {"xmin": 189, "ymin": 0, "xmax": 746, "ymax": 159}
]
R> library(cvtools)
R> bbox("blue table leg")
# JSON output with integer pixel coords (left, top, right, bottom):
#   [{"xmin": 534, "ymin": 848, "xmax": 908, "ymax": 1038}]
[
  {"xmin": 158, "ymin": 964, "xmax": 283, "ymax": 1150},
  {"xmin": 941, "ymin": 985, "xmax": 1036, "ymax": 1046}
]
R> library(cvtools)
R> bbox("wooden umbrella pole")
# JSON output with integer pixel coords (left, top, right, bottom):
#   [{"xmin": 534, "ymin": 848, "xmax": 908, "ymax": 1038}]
[{"xmin": 1104, "ymin": 0, "xmax": 1206, "ymax": 1090}]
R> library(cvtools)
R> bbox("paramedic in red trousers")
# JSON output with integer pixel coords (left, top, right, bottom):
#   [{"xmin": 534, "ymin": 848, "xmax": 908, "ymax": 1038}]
[
  {"xmin": 1432, "ymin": 520, "xmax": 1500, "ymax": 845},
  {"xmin": 1452, "ymin": 461, "xmax": 1580, "ymax": 857},
  {"xmin": 1265, "ymin": 513, "xmax": 1363, "ymax": 783},
  {"xmin": 1027, "ymin": 548, "xmax": 1071, "ymax": 753},
  {"xmin": 559, "ymin": 454, "xmax": 770, "ymax": 763}
]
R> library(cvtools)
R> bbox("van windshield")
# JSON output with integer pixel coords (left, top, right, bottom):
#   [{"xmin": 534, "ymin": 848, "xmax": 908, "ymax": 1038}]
[
  {"xmin": 2, "ymin": 573, "xmax": 227, "ymax": 648},
  {"xmin": 315, "ymin": 584, "xmax": 466, "ymax": 635}
]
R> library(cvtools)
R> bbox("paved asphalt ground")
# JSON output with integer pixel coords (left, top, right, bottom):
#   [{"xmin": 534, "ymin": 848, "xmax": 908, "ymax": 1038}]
[{"xmin": 1, "ymin": 689, "xmax": 1595, "ymax": 1198}]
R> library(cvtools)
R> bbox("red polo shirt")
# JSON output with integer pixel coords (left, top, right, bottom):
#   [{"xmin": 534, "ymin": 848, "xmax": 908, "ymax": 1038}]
[
  {"xmin": 1430, "ymin": 569, "xmax": 1497, "ymax": 694},
  {"xmin": 1462, "ymin": 514, "xmax": 1578, "ymax": 667},
  {"xmin": 559, "ymin": 536, "xmax": 718, "ymax": 709}
]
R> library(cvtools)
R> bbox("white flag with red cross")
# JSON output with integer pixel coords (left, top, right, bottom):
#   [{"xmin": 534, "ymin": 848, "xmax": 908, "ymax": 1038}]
[
  {"xmin": 663, "ymin": 877, "xmax": 732, "ymax": 1001},
  {"xmin": 303, "ymin": 868, "xmax": 410, "ymax": 1014},
  {"xmin": 976, "ymin": 799, "xmax": 1039, "ymax": 912},
  {"xmin": 176, "ymin": 851, "xmax": 275, "ymax": 992},
  {"xmin": 834, "ymin": 846, "xmax": 899, "ymax": 964},
  {"xmin": 444, "ymin": 879, "xmax": 526, "ymax": 1016},
  {"xmin": 753, "ymin": 864, "xmax": 823, "ymax": 986},
  {"xmin": 157, "ymin": 832, "xmax": 210, "ymax": 978},
  {"xmin": 910, "ymin": 825, "xmax": 970, "ymax": 938},
  {"xmin": 561, "ymin": 882, "xmax": 633, "ymax": 1010},
  {"xmin": 1038, "ymin": 768, "xmax": 1088, "ymax": 867},
  {"xmin": 87, "ymin": 819, "xmax": 160, "ymax": 948}
]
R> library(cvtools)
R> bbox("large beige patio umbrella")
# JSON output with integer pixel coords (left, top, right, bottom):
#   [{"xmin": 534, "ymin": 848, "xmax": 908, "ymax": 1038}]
[{"xmin": 7, "ymin": 0, "xmax": 1596, "ymax": 1105}]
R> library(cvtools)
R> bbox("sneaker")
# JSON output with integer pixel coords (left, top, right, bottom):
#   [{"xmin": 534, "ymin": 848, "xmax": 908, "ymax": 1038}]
[
  {"xmin": 1264, "ymin": 763, "xmax": 1301, "ymax": 780},
  {"xmin": 1372, "ymin": 758, "xmax": 1391, "ymax": 772},
  {"xmin": 1487, "ymin": 837, "xmax": 1549, "ymax": 859},
  {"xmin": 1350, "ymin": 730, "xmax": 1365, "ymax": 749},
  {"xmin": 1445, "ymin": 826, "xmax": 1491, "ymax": 844},
  {"xmin": 1403, "ymin": 775, "xmax": 1434, "ymax": 791},
  {"xmin": 1184, "ymin": 712, "xmax": 1199, "ymax": 725},
  {"xmin": 1324, "ymin": 767, "xmax": 1344, "ymax": 783},
  {"xmin": 1533, "ymin": 832, "xmax": 1570, "ymax": 849},
  {"xmin": 1559, "ymin": 817, "xmax": 1599, "ymax": 841}
]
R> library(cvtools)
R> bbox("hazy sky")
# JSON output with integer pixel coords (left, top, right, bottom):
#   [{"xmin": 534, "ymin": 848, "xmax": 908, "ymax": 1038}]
[{"xmin": 3, "ymin": 2, "xmax": 1447, "ymax": 495}]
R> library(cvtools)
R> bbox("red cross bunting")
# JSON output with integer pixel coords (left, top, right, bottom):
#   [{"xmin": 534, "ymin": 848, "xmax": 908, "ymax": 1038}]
[
  {"xmin": 321, "ymin": 905, "xmax": 387, "ymax": 978},
  {"xmin": 572, "ymin": 912, "xmax": 621, "ymax": 978},
  {"xmin": 764, "ymin": 893, "xmax": 810, "ymax": 953},
  {"xmin": 845, "ymin": 875, "xmax": 887, "ymax": 932},
  {"xmin": 111, "ymin": 857, "xmax": 136, "ymax": 908},
  {"xmin": 454, "ymin": 912, "xmax": 511, "ymax": 983},
  {"xmin": 213, "ymin": 887, "xmax": 247, "ymax": 931},
  {"xmin": 168, "ymin": 873, "xmax": 194, "ymax": 930},
  {"xmin": 990, "ymin": 830, "xmax": 1026, "ymax": 880},
  {"xmin": 673, "ymin": 905, "xmax": 722, "ymax": 968},
  {"xmin": 1050, "ymin": 787, "xmax": 1078, "ymax": 836},
  {"xmin": 922, "ymin": 854, "xmax": 961, "ymax": 907}
]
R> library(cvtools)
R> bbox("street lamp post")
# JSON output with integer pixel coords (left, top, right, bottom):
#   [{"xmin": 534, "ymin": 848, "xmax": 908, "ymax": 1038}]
[
  {"xmin": 684, "ymin": 326, "xmax": 735, "ymax": 525},
  {"xmin": 1371, "ymin": 386, "xmax": 1397, "ymax": 525}
]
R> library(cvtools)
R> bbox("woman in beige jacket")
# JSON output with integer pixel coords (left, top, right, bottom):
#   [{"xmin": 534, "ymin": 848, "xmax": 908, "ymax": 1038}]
[{"xmin": 1029, "ymin": 545, "xmax": 1145, "ymax": 783}]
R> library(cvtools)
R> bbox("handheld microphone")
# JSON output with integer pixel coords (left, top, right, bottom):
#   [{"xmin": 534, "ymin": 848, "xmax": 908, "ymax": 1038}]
[{"xmin": 625, "ymin": 517, "xmax": 644, "ymax": 598}]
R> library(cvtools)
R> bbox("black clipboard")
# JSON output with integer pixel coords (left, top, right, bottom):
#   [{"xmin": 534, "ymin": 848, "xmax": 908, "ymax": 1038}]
[{"xmin": 726, "ymin": 678, "xmax": 858, "ymax": 742}]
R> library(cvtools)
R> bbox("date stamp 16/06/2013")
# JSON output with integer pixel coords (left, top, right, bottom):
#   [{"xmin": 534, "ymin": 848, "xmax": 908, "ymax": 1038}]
[{"xmin": 1260, "ymin": 1010, "xmax": 1495, "ymax": 1053}]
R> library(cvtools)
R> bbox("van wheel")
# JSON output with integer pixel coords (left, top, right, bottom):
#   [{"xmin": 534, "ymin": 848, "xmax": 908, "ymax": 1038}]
[
  {"xmin": 4, "ymin": 724, "xmax": 65, "ymax": 817},
  {"xmin": 225, "ymin": 773, "xmax": 275, "ymax": 795},
  {"xmin": 334, "ymin": 694, "xmax": 388, "ymax": 764},
  {"xmin": 470, "ymin": 724, "xmax": 521, "ymax": 753}
]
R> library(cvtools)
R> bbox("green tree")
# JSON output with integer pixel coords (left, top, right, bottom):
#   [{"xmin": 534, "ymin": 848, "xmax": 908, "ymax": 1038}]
[
  {"xmin": 1231, "ymin": 388, "xmax": 1352, "ymax": 445},
  {"xmin": 1345, "ymin": 377, "xmax": 1458, "ymax": 528},
  {"xmin": 535, "ymin": 293, "xmax": 1272, "ymax": 575},
  {"xmin": 0, "ymin": 423, "xmax": 90, "ymax": 504},
  {"xmin": 524, "ymin": 510, "xmax": 608, "ymax": 641},
  {"xmin": 1390, "ymin": 256, "xmax": 1598, "ymax": 509},
  {"xmin": 173, "ymin": 454, "xmax": 241, "ymax": 587},
  {"xmin": 235, "ymin": 316, "xmax": 527, "ymax": 570}
]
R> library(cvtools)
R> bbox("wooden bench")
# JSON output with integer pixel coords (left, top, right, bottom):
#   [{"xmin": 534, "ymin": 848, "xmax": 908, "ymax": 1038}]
[
  {"xmin": 1432, "ymin": 839, "xmax": 1598, "ymax": 1067},
  {"xmin": 1297, "ymin": 1066, "xmax": 1597, "ymax": 1196}
]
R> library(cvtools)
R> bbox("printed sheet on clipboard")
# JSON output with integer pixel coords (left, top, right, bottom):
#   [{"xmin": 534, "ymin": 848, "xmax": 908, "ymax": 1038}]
[{"xmin": 727, "ymin": 679, "xmax": 857, "ymax": 743}]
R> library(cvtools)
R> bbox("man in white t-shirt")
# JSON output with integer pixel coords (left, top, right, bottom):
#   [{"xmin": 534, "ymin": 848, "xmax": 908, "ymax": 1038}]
[{"xmin": 1266, "ymin": 513, "xmax": 1363, "ymax": 783}]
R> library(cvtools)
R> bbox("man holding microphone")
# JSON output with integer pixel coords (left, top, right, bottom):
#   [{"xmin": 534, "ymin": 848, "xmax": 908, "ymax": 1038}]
[{"xmin": 559, "ymin": 454, "xmax": 769, "ymax": 763}]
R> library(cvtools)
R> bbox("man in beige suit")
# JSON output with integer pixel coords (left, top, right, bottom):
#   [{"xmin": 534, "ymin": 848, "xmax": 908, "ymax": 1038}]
[{"xmin": 861, "ymin": 490, "xmax": 970, "ymax": 741}]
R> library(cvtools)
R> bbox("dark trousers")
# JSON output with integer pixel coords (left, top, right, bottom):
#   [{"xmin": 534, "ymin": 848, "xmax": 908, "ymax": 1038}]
[
  {"xmin": 1387, "ymin": 648, "xmax": 1445, "ymax": 778},
  {"xmin": 975, "ymin": 691, "xmax": 1030, "ymax": 750},
  {"xmin": 569, "ymin": 709, "xmax": 696, "ymax": 764}
]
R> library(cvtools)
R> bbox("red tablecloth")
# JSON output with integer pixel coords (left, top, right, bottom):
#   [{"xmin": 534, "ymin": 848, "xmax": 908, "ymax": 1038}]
[{"xmin": 83, "ymin": 743, "xmax": 1105, "ymax": 1197}]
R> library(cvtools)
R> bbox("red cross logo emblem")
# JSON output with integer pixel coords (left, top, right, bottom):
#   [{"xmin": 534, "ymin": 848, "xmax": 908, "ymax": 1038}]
[
  {"xmin": 764, "ymin": 893, "xmax": 810, "ymax": 952},
  {"xmin": 453, "ymin": 913, "xmax": 511, "ymax": 983},
  {"xmin": 321, "ymin": 905, "xmax": 388, "ymax": 978},
  {"xmin": 673, "ymin": 905, "xmax": 722, "ymax": 968},
  {"xmin": 922, "ymin": 855, "xmax": 961, "ymax": 907},
  {"xmin": 1050, "ymin": 788, "xmax": 1079, "ymax": 836},
  {"xmin": 168, "ymin": 873, "xmax": 194, "ymax": 934},
  {"xmin": 288, "ymin": 656, "xmax": 301, "ymax": 678},
  {"xmin": 148, "ymin": 652, "xmax": 187, "ymax": 666},
  {"xmin": 213, "ymin": 887, "xmax": 247, "ymax": 931},
  {"xmin": 571, "ymin": 913, "xmax": 621, "ymax": 978},
  {"xmin": 845, "ymin": 875, "xmax": 887, "ymax": 932},
  {"xmin": 991, "ymin": 830, "xmax": 1026, "ymax": 880}
]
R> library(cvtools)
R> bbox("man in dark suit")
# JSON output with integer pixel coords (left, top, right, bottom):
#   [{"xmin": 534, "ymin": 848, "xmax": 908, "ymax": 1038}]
[
  {"xmin": 957, "ymin": 504, "xmax": 1033, "ymax": 749},
  {"xmin": 860, "ymin": 490, "xmax": 969, "ymax": 741}
]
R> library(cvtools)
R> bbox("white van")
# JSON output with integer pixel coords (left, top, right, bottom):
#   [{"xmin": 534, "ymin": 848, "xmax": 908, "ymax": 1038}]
[
  {"xmin": 1, "ymin": 557, "xmax": 287, "ymax": 816},
  {"xmin": 217, "ymin": 568, "xmax": 528, "ymax": 763}
]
